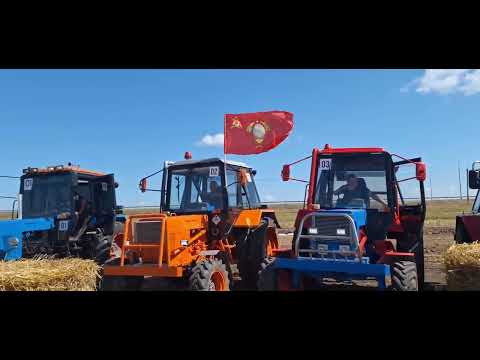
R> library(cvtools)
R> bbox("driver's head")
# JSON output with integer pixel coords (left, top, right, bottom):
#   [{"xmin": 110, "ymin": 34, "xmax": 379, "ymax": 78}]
[
  {"xmin": 346, "ymin": 174, "xmax": 358, "ymax": 188},
  {"xmin": 210, "ymin": 181, "xmax": 219, "ymax": 193}
]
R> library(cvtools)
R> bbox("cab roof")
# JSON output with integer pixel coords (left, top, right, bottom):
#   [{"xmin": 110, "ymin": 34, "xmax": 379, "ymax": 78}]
[
  {"xmin": 22, "ymin": 165, "xmax": 106, "ymax": 177},
  {"xmin": 316, "ymin": 144, "xmax": 386, "ymax": 155},
  {"xmin": 168, "ymin": 157, "xmax": 250, "ymax": 169}
]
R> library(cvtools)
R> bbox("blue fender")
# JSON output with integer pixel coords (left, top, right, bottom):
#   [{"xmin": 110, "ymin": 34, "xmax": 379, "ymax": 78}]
[{"xmin": 0, "ymin": 218, "xmax": 55, "ymax": 260}]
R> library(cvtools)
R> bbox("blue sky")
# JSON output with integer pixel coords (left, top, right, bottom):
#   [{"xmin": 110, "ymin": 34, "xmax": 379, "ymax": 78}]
[{"xmin": 0, "ymin": 69, "xmax": 478, "ymax": 209}]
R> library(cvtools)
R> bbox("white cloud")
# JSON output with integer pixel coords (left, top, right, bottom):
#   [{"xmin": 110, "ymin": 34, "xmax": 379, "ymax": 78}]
[
  {"xmin": 402, "ymin": 69, "xmax": 480, "ymax": 96},
  {"xmin": 197, "ymin": 133, "xmax": 224, "ymax": 147}
]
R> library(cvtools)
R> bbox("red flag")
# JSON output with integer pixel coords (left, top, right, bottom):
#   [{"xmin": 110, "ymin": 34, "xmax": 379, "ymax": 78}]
[{"xmin": 224, "ymin": 111, "xmax": 294, "ymax": 155}]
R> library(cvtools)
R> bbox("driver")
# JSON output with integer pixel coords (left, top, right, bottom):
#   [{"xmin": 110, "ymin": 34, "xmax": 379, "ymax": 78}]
[
  {"xmin": 334, "ymin": 174, "xmax": 387, "ymax": 208},
  {"xmin": 202, "ymin": 180, "xmax": 224, "ymax": 210},
  {"xmin": 73, "ymin": 191, "xmax": 88, "ymax": 233}
]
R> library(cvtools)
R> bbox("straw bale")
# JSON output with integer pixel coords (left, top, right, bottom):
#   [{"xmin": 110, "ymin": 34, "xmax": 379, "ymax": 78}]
[
  {"xmin": 0, "ymin": 256, "xmax": 100, "ymax": 291},
  {"xmin": 444, "ymin": 242, "xmax": 480, "ymax": 291}
]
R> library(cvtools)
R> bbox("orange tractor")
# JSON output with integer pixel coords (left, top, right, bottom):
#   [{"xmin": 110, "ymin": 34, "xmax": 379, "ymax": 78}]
[{"xmin": 102, "ymin": 153, "xmax": 280, "ymax": 291}]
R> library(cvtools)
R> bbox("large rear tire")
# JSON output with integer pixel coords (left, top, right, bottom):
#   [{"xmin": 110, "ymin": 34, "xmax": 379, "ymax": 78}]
[
  {"xmin": 189, "ymin": 258, "xmax": 230, "ymax": 291},
  {"xmin": 391, "ymin": 260, "xmax": 418, "ymax": 291},
  {"xmin": 237, "ymin": 219, "xmax": 275, "ymax": 289},
  {"xmin": 94, "ymin": 235, "xmax": 113, "ymax": 265},
  {"xmin": 396, "ymin": 230, "xmax": 424, "ymax": 290},
  {"xmin": 257, "ymin": 257, "xmax": 276, "ymax": 291}
]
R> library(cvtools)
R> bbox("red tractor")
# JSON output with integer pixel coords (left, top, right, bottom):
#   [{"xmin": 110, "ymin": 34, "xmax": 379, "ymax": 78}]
[
  {"xmin": 455, "ymin": 161, "xmax": 480, "ymax": 243},
  {"xmin": 259, "ymin": 144, "xmax": 427, "ymax": 291}
]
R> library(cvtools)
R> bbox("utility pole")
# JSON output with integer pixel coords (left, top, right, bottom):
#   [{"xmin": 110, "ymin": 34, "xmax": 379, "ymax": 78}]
[
  {"xmin": 458, "ymin": 161, "xmax": 463, "ymax": 200},
  {"xmin": 429, "ymin": 177, "xmax": 433, "ymax": 200},
  {"xmin": 466, "ymin": 169, "xmax": 470, "ymax": 203}
]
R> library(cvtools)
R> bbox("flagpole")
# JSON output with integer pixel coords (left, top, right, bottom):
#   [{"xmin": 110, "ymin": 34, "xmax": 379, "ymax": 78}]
[{"xmin": 224, "ymin": 115, "xmax": 227, "ymax": 192}]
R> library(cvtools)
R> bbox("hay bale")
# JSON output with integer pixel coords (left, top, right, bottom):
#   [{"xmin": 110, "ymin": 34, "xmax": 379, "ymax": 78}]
[
  {"xmin": 444, "ymin": 242, "xmax": 480, "ymax": 291},
  {"xmin": 0, "ymin": 256, "xmax": 101, "ymax": 291}
]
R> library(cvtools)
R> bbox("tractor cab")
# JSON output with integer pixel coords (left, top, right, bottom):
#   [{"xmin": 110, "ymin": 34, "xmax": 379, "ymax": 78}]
[
  {"xmin": 261, "ymin": 144, "xmax": 427, "ymax": 291},
  {"xmin": 455, "ymin": 161, "xmax": 480, "ymax": 244},
  {"xmin": 160, "ymin": 158, "xmax": 261, "ymax": 214},
  {"xmin": 16, "ymin": 165, "xmax": 120, "ymax": 262},
  {"xmin": 468, "ymin": 162, "xmax": 480, "ymax": 215},
  {"xmin": 103, "ymin": 153, "xmax": 280, "ymax": 291}
]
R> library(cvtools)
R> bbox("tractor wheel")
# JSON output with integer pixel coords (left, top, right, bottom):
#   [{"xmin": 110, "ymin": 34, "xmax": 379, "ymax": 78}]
[
  {"xmin": 189, "ymin": 258, "xmax": 230, "ymax": 291},
  {"xmin": 396, "ymin": 230, "xmax": 425, "ymax": 290},
  {"xmin": 257, "ymin": 257, "xmax": 299, "ymax": 291},
  {"xmin": 390, "ymin": 260, "xmax": 418, "ymax": 291},
  {"xmin": 94, "ymin": 235, "xmax": 113, "ymax": 265},
  {"xmin": 215, "ymin": 251, "xmax": 234, "ymax": 286},
  {"xmin": 257, "ymin": 257, "xmax": 276, "ymax": 291},
  {"xmin": 455, "ymin": 222, "xmax": 469, "ymax": 244},
  {"xmin": 99, "ymin": 257, "xmax": 144, "ymax": 291},
  {"xmin": 237, "ymin": 219, "xmax": 274, "ymax": 289}
]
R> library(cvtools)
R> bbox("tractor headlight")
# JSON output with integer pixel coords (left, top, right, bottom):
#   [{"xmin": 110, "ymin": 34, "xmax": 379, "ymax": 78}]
[
  {"xmin": 308, "ymin": 228, "xmax": 318, "ymax": 235},
  {"xmin": 8, "ymin": 237, "xmax": 19, "ymax": 248}
]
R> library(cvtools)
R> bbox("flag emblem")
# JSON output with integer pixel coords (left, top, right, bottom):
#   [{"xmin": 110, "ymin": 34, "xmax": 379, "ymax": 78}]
[
  {"xmin": 247, "ymin": 121, "xmax": 271, "ymax": 145},
  {"xmin": 231, "ymin": 117, "xmax": 243, "ymax": 129}
]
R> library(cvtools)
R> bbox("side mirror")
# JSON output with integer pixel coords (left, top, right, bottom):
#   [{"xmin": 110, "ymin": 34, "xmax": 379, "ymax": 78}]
[
  {"xmin": 251, "ymin": 170, "xmax": 257, "ymax": 176},
  {"xmin": 469, "ymin": 170, "xmax": 480, "ymax": 189},
  {"xmin": 139, "ymin": 178, "xmax": 147, "ymax": 193},
  {"xmin": 115, "ymin": 205, "xmax": 124, "ymax": 215},
  {"xmin": 114, "ymin": 182, "xmax": 119, "ymax": 189},
  {"xmin": 415, "ymin": 162, "xmax": 426, "ymax": 182},
  {"xmin": 281, "ymin": 165, "xmax": 290, "ymax": 182}
]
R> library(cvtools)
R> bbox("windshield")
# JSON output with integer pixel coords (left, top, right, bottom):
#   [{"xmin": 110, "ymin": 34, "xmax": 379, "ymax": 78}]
[
  {"xmin": 314, "ymin": 153, "xmax": 390, "ymax": 210},
  {"xmin": 474, "ymin": 191, "xmax": 480, "ymax": 214},
  {"xmin": 21, "ymin": 174, "xmax": 73, "ymax": 218},
  {"xmin": 226, "ymin": 168, "xmax": 261, "ymax": 208},
  {"xmin": 166, "ymin": 165, "xmax": 225, "ymax": 213}
]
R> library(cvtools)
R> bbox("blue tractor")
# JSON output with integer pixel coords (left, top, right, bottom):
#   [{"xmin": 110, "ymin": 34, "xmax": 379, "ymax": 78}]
[
  {"xmin": 258, "ymin": 144, "xmax": 427, "ymax": 291},
  {"xmin": 0, "ymin": 164, "xmax": 123, "ymax": 263}
]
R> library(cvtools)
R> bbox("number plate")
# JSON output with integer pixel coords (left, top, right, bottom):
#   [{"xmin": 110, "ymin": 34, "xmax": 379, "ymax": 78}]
[
  {"xmin": 24, "ymin": 178, "xmax": 33, "ymax": 191},
  {"xmin": 339, "ymin": 245, "xmax": 350, "ymax": 253},
  {"xmin": 59, "ymin": 220, "xmax": 69, "ymax": 231},
  {"xmin": 319, "ymin": 159, "xmax": 332, "ymax": 171},
  {"xmin": 318, "ymin": 244, "xmax": 328, "ymax": 254},
  {"xmin": 209, "ymin": 167, "xmax": 219, "ymax": 177}
]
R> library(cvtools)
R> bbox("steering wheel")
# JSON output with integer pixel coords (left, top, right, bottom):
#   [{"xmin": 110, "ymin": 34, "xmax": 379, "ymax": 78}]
[{"xmin": 346, "ymin": 198, "xmax": 367, "ymax": 208}]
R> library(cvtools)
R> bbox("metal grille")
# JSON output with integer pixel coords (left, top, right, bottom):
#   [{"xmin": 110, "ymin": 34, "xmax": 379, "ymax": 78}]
[
  {"xmin": 295, "ymin": 212, "xmax": 361, "ymax": 262},
  {"xmin": 311, "ymin": 216, "xmax": 352, "ymax": 238},
  {"xmin": 133, "ymin": 220, "xmax": 163, "ymax": 244}
]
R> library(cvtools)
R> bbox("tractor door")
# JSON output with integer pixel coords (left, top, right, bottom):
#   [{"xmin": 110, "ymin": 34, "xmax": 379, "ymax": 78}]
[
  {"xmin": 392, "ymin": 157, "xmax": 426, "ymax": 288},
  {"xmin": 91, "ymin": 174, "xmax": 117, "ymax": 235}
]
